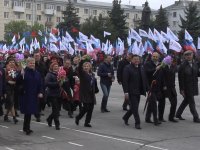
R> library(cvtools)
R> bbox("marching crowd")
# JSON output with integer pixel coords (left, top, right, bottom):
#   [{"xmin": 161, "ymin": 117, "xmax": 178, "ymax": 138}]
[{"xmin": 0, "ymin": 48, "xmax": 200, "ymax": 135}]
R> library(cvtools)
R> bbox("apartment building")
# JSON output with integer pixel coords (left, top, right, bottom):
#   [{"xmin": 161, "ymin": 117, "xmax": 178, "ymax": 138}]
[
  {"xmin": 0, "ymin": 0, "xmax": 147, "ymax": 41},
  {"xmin": 164, "ymin": 0, "xmax": 200, "ymax": 34}
]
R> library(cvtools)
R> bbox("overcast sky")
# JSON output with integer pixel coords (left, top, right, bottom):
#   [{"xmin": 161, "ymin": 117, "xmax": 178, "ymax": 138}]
[{"xmin": 87, "ymin": 0, "xmax": 198, "ymax": 10}]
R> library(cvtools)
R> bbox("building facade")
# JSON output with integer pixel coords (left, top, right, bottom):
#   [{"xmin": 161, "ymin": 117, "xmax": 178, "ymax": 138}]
[
  {"xmin": 164, "ymin": 0, "xmax": 200, "ymax": 34},
  {"xmin": 0, "ymin": 0, "xmax": 150, "ymax": 41}
]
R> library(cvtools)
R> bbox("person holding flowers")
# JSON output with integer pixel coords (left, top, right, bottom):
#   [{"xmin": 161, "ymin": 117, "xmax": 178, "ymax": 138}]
[{"xmin": 4, "ymin": 57, "xmax": 18, "ymax": 124}]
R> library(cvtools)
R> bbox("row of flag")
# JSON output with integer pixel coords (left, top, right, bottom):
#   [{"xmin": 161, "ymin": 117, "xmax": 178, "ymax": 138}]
[{"xmin": 0, "ymin": 27, "xmax": 200, "ymax": 58}]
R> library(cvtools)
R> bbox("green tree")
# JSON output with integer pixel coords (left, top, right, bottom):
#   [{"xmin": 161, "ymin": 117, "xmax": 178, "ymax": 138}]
[
  {"xmin": 81, "ymin": 14, "xmax": 116, "ymax": 42},
  {"xmin": 108, "ymin": 0, "xmax": 128, "ymax": 41},
  {"xmin": 57, "ymin": 0, "xmax": 80, "ymax": 38},
  {"xmin": 154, "ymin": 5, "xmax": 169, "ymax": 32},
  {"xmin": 178, "ymin": 2, "xmax": 200, "ymax": 45},
  {"xmin": 4, "ymin": 20, "xmax": 29, "ymax": 44}
]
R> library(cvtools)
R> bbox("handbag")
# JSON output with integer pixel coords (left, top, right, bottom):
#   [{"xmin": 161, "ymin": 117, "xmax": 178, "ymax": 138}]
[
  {"xmin": 94, "ymin": 79, "xmax": 99, "ymax": 94},
  {"xmin": 60, "ymin": 87, "xmax": 69, "ymax": 100}
]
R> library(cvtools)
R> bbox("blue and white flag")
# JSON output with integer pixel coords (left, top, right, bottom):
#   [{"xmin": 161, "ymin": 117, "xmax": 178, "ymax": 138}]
[
  {"xmin": 167, "ymin": 27, "xmax": 179, "ymax": 41},
  {"xmin": 185, "ymin": 29, "xmax": 193, "ymax": 42}
]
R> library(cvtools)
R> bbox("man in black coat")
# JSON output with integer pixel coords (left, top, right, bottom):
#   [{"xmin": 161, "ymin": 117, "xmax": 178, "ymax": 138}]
[
  {"xmin": 176, "ymin": 50, "xmax": 200, "ymax": 123},
  {"xmin": 144, "ymin": 52, "xmax": 164, "ymax": 125},
  {"xmin": 117, "ymin": 53, "xmax": 133, "ymax": 111},
  {"xmin": 122, "ymin": 55, "xmax": 148, "ymax": 129},
  {"xmin": 0, "ymin": 66, "xmax": 6, "ymax": 116},
  {"xmin": 160, "ymin": 57, "xmax": 178, "ymax": 122}
]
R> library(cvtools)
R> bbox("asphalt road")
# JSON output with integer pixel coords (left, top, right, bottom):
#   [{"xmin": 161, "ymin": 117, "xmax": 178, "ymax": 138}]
[{"xmin": 0, "ymin": 77, "xmax": 200, "ymax": 150}]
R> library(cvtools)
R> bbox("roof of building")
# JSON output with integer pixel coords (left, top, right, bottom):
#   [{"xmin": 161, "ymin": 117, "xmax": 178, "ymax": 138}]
[{"xmin": 164, "ymin": 0, "xmax": 200, "ymax": 10}]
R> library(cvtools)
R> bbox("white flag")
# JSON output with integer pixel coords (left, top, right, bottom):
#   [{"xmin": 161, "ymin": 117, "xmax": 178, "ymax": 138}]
[
  {"xmin": 66, "ymin": 31, "xmax": 74, "ymax": 42},
  {"xmin": 167, "ymin": 27, "xmax": 179, "ymax": 41},
  {"xmin": 86, "ymin": 41, "xmax": 94, "ymax": 53},
  {"xmin": 50, "ymin": 43, "xmax": 59, "ymax": 52},
  {"xmin": 132, "ymin": 41, "xmax": 140, "ymax": 55},
  {"xmin": 169, "ymin": 39, "xmax": 182, "ymax": 52},
  {"xmin": 130, "ymin": 28, "xmax": 141, "ymax": 42},
  {"xmin": 104, "ymin": 31, "xmax": 111, "ymax": 37},
  {"xmin": 79, "ymin": 32, "xmax": 88, "ymax": 41},
  {"xmin": 148, "ymin": 28, "xmax": 155, "ymax": 41},
  {"xmin": 139, "ymin": 29, "xmax": 149, "ymax": 38},
  {"xmin": 45, "ymin": 37, "xmax": 47, "ymax": 45},
  {"xmin": 138, "ymin": 42, "xmax": 145, "ymax": 56},
  {"xmin": 161, "ymin": 31, "xmax": 170, "ymax": 43},
  {"xmin": 185, "ymin": 29, "xmax": 193, "ymax": 42},
  {"xmin": 197, "ymin": 37, "xmax": 200, "ymax": 49},
  {"xmin": 49, "ymin": 33, "xmax": 58, "ymax": 43},
  {"xmin": 12, "ymin": 35, "xmax": 16, "ymax": 45},
  {"xmin": 154, "ymin": 28, "xmax": 163, "ymax": 42},
  {"xmin": 19, "ymin": 37, "xmax": 26, "ymax": 48},
  {"xmin": 60, "ymin": 41, "xmax": 67, "ymax": 50},
  {"xmin": 68, "ymin": 43, "xmax": 75, "ymax": 55}
]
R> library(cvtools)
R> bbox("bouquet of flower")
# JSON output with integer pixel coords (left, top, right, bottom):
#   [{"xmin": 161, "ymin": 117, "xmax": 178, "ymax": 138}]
[
  {"xmin": 15, "ymin": 53, "xmax": 26, "ymax": 69},
  {"xmin": 8, "ymin": 69, "xmax": 17, "ymax": 79},
  {"xmin": 153, "ymin": 55, "xmax": 172, "ymax": 76},
  {"xmin": 57, "ymin": 66, "xmax": 66, "ymax": 85}
]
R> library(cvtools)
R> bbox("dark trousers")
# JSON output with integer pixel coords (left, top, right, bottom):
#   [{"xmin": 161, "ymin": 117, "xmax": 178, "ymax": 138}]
[
  {"xmin": 0, "ymin": 105, "xmax": 3, "ymax": 116},
  {"xmin": 158, "ymin": 95, "xmax": 165, "ymax": 120},
  {"xmin": 100, "ymin": 83, "xmax": 111, "ymax": 110},
  {"xmin": 168, "ymin": 92, "xmax": 177, "ymax": 119},
  {"xmin": 123, "ymin": 95, "xmax": 140, "ymax": 125},
  {"xmin": 176, "ymin": 95, "xmax": 199, "ymax": 120},
  {"xmin": 47, "ymin": 97, "xmax": 60, "ymax": 127},
  {"xmin": 122, "ymin": 84, "xmax": 129, "ymax": 109},
  {"xmin": 146, "ymin": 92, "xmax": 158, "ymax": 122},
  {"xmin": 23, "ymin": 114, "xmax": 31, "ymax": 131},
  {"xmin": 76, "ymin": 103, "xmax": 94, "ymax": 124}
]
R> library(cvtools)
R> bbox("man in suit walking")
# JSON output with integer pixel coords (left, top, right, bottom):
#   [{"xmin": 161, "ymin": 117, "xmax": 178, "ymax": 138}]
[{"xmin": 122, "ymin": 55, "xmax": 148, "ymax": 129}]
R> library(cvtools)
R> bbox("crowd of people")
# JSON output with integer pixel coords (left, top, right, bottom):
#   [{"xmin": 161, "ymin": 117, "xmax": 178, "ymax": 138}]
[{"xmin": 0, "ymin": 48, "xmax": 199, "ymax": 135}]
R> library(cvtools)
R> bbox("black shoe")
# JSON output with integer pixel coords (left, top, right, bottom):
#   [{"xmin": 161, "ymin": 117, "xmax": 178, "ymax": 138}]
[
  {"xmin": 135, "ymin": 124, "xmax": 141, "ymax": 129},
  {"xmin": 36, "ymin": 118, "xmax": 41, "ymax": 122},
  {"xmin": 104, "ymin": 109, "xmax": 110, "ymax": 112},
  {"xmin": 145, "ymin": 119, "xmax": 153, "ymax": 123},
  {"xmin": 15, "ymin": 111, "xmax": 19, "ymax": 117},
  {"xmin": 75, "ymin": 116, "xmax": 79, "ymax": 125},
  {"xmin": 46, "ymin": 118, "xmax": 52, "ymax": 127},
  {"xmin": 194, "ymin": 118, "xmax": 200, "ymax": 123},
  {"xmin": 4, "ymin": 115, "xmax": 10, "ymax": 122},
  {"xmin": 169, "ymin": 118, "xmax": 178, "ymax": 122},
  {"xmin": 176, "ymin": 115, "xmax": 185, "ymax": 120},
  {"xmin": 13, "ymin": 117, "xmax": 18, "ymax": 124},
  {"xmin": 84, "ymin": 123, "xmax": 92, "ymax": 127},
  {"xmin": 55, "ymin": 126, "xmax": 60, "ymax": 130},
  {"xmin": 24, "ymin": 129, "xmax": 33, "ymax": 135},
  {"xmin": 123, "ymin": 107, "xmax": 128, "ymax": 111},
  {"xmin": 159, "ymin": 119, "xmax": 166, "ymax": 122},
  {"xmin": 122, "ymin": 117, "xmax": 129, "ymax": 126},
  {"xmin": 154, "ymin": 121, "xmax": 162, "ymax": 126}
]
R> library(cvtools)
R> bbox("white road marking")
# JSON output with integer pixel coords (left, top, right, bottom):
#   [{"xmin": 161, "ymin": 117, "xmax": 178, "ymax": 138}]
[
  {"xmin": 5, "ymin": 147, "xmax": 15, "ymax": 150},
  {"xmin": 17, "ymin": 118, "xmax": 168, "ymax": 150},
  {"xmin": 19, "ymin": 130, "xmax": 23, "ymax": 132},
  {"xmin": 68, "ymin": 142, "xmax": 83, "ymax": 147},
  {"xmin": 42, "ymin": 136, "xmax": 55, "ymax": 140},
  {"xmin": 0, "ymin": 125, "xmax": 9, "ymax": 128}
]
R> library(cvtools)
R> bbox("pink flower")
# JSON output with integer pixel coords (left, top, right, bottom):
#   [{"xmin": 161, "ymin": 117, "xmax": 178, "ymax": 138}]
[{"xmin": 162, "ymin": 55, "xmax": 172, "ymax": 66}]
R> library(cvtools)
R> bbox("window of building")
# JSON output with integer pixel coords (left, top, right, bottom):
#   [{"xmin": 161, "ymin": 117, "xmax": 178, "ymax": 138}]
[
  {"xmin": 76, "ymin": 8, "xmax": 79, "ymax": 13},
  {"xmin": 173, "ymin": 21, "xmax": 176, "ymax": 27},
  {"xmin": 4, "ymin": 12, "xmax": 9, "ymax": 19},
  {"xmin": 4, "ymin": 0, "xmax": 9, "ymax": 7},
  {"xmin": 57, "ymin": 6, "xmax": 61, "ymax": 12},
  {"xmin": 57, "ymin": 17, "xmax": 61, "ymax": 23},
  {"xmin": 26, "ymin": 14, "xmax": 31, "ymax": 20},
  {"xmin": 126, "ymin": 13, "xmax": 129, "ymax": 19},
  {"xmin": 37, "ymin": 4, "xmax": 41, "ymax": 10},
  {"xmin": 93, "ymin": 10, "xmax": 97, "ymax": 15},
  {"xmin": 14, "ymin": 1, "xmax": 23, "ymax": 7},
  {"xmin": 135, "ymin": 14, "xmax": 138, "ymax": 19},
  {"xmin": 47, "ymin": 17, "xmax": 52, "ymax": 22},
  {"xmin": 45, "ymin": 4, "xmax": 54, "ymax": 10},
  {"xmin": 26, "ymin": 3, "xmax": 31, "ymax": 9},
  {"xmin": 173, "ymin": 12, "xmax": 177, "ymax": 18},
  {"xmin": 37, "ymin": 15, "xmax": 41, "ymax": 21},
  {"xmin": 15, "ymin": 13, "xmax": 21, "ymax": 19},
  {"xmin": 84, "ymin": 9, "xmax": 89, "ymax": 14}
]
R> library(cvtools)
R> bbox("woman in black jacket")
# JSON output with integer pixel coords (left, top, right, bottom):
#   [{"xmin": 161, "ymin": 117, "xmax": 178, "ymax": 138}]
[
  {"xmin": 75, "ymin": 55, "xmax": 97, "ymax": 127},
  {"xmin": 45, "ymin": 62, "xmax": 61, "ymax": 130}
]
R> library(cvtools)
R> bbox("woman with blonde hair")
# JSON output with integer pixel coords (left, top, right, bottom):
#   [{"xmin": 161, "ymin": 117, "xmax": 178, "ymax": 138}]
[{"xmin": 75, "ymin": 56, "xmax": 98, "ymax": 127}]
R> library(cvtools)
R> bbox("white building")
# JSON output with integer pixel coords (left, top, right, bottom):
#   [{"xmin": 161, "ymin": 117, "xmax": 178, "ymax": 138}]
[
  {"xmin": 164, "ymin": 0, "xmax": 200, "ymax": 34},
  {"xmin": 0, "ymin": 0, "xmax": 152, "ymax": 41}
]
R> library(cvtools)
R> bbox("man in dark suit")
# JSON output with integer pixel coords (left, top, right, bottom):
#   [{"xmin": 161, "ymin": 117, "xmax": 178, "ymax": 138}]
[
  {"xmin": 117, "ymin": 53, "xmax": 133, "ymax": 111},
  {"xmin": 160, "ymin": 56, "xmax": 178, "ymax": 122},
  {"xmin": 176, "ymin": 50, "xmax": 200, "ymax": 123},
  {"xmin": 122, "ymin": 55, "xmax": 148, "ymax": 129},
  {"xmin": 144, "ymin": 52, "xmax": 164, "ymax": 125}
]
